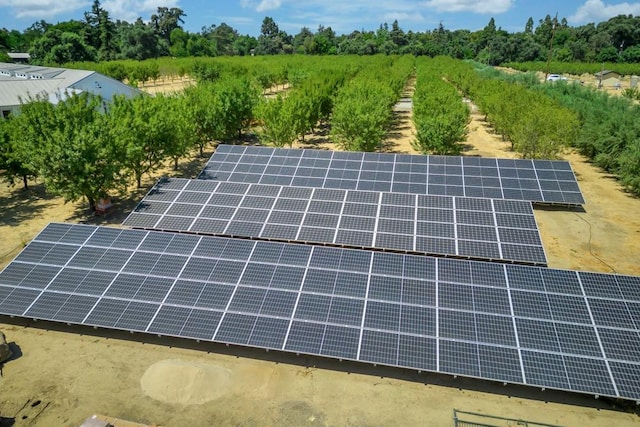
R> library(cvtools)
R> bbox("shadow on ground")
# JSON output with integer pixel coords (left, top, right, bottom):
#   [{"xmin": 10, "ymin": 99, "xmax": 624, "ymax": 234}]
[
  {"xmin": 4, "ymin": 316, "xmax": 639, "ymax": 417},
  {"xmin": 0, "ymin": 184, "xmax": 58, "ymax": 227},
  {"xmin": 382, "ymin": 110, "xmax": 414, "ymax": 153}
]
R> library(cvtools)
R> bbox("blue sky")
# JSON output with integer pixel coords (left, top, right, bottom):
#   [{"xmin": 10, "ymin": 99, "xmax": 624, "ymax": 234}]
[{"xmin": 1, "ymin": 0, "xmax": 639, "ymax": 36}]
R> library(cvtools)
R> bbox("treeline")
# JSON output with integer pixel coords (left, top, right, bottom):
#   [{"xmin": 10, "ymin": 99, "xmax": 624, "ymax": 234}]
[{"xmin": 2, "ymin": 1, "xmax": 640, "ymax": 66}]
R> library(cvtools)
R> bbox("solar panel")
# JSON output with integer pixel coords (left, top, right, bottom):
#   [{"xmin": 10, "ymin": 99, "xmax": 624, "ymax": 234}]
[
  {"xmin": 1, "ymin": 223, "xmax": 639, "ymax": 401},
  {"xmin": 199, "ymin": 145, "xmax": 585, "ymax": 205},
  {"xmin": 123, "ymin": 178, "xmax": 547, "ymax": 266}
]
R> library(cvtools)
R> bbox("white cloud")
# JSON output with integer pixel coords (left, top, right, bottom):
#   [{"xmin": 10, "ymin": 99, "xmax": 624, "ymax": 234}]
[
  {"xmin": 101, "ymin": 0, "xmax": 180, "ymax": 23},
  {"xmin": 239, "ymin": 0, "xmax": 499, "ymax": 34},
  {"xmin": 382, "ymin": 12, "xmax": 426, "ymax": 22},
  {"xmin": 220, "ymin": 16, "xmax": 254, "ymax": 25},
  {"xmin": 0, "ymin": 0, "xmax": 89, "ymax": 18},
  {"xmin": 423, "ymin": 0, "xmax": 513, "ymax": 14},
  {"xmin": 256, "ymin": 0, "xmax": 281, "ymax": 12},
  {"xmin": 569, "ymin": 0, "xmax": 640, "ymax": 24}
]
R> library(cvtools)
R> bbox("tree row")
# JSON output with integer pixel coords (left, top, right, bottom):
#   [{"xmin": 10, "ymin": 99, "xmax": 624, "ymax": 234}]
[
  {"xmin": 439, "ymin": 57, "xmax": 579, "ymax": 160},
  {"xmin": 412, "ymin": 57, "xmax": 469, "ymax": 155},
  {"xmin": 3, "ymin": 2, "xmax": 640, "ymax": 66}
]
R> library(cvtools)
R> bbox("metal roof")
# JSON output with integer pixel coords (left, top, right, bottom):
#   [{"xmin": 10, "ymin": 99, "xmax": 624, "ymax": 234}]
[
  {"xmin": 0, "ymin": 62, "xmax": 140, "ymax": 109},
  {"xmin": 7, "ymin": 53, "xmax": 31, "ymax": 60},
  {"xmin": 0, "ymin": 79, "xmax": 63, "ymax": 107}
]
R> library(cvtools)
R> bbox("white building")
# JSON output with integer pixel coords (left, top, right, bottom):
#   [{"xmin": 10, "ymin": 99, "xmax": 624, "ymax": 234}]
[{"xmin": 0, "ymin": 62, "xmax": 143, "ymax": 119}]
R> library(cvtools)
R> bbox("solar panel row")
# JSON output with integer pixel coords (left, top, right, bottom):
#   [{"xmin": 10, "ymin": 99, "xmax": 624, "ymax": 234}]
[
  {"xmin": 1, "ymin": 223, "xmax": 638, "ymax": 401},
  {"xmin": 123, "ymin": 178, "xmax": 547, "ymax": 265},
  {"xmin": 200, "ymin": 145, "xmax": 585, "ymax": 205}
]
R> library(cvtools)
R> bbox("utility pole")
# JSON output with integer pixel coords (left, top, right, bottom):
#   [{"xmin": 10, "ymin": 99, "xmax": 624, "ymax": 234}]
[{"xmin": 544, "ymin": 13, "xmax": 558, "ymax": 81}]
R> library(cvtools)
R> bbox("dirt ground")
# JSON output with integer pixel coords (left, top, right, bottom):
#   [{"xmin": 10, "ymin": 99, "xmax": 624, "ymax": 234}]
[{"xmin": 0, "ymin": 77, "xmax": 639, "ymax": 426}]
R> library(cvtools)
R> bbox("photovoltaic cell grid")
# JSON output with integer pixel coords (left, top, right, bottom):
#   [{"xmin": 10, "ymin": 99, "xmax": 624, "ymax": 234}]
[
  {"xmin": 1, "ymin": 223, "xmax": 639, "ymax": 401},
  {"xmin": 199, "ymin": 145, "xmax": 585, "ymax": 205},
  {"xmin": 122, "ymin": 178, "xmax": 547, "ymax": 266}
]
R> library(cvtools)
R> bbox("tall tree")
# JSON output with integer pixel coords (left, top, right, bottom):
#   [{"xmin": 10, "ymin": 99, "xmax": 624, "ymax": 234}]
[
  {"xmin": 151, "ymin": 7, "xmax": 186, "ymax": 43},
  {"xmin": 203, "ymin": 23, "xmax": 238, "ymax": 56},
  {"xmin": 117, "ymin": 18, "xmax": 166, "ymax": 60},
  {"xmin": 183, "ymin": 83, "xmax": 223, "ymax": 156},
  {"xmin": 313, "ymin": 25, "xmax": 336, "ymax": 54},
  {"xmin": 214, "ymin": 77, "xmax": 260, "ymax": 139},
  {"xmin": 84, "ymin": 0, "xmax": 117, "ymax": 60},
  {"xmin": 294, "ymin": 27, "xmax": 313, "ymax": 53},
  {"xmin": 525, "ymin": 17, "xmax": 534, "ymax": 34},
  {"xmin": 257, "ymin": 16, "xmax": 283, "ymax": 54},
  {"xmin": 390, "ymin": 20, "xmax": 407, "ymax": 47}
]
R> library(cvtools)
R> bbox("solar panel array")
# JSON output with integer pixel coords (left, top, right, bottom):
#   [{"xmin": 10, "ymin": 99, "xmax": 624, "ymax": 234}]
[
  {"xmin": 123, "ymin": 178, "xmax": 547, "ymax": 265},
  {"xmin": 200, "ymin": 145, "xmax": 585, "ymax": 205},
  {"xmin": 1, "ymin": 223, "xmax": 639, "ymax": 401}
]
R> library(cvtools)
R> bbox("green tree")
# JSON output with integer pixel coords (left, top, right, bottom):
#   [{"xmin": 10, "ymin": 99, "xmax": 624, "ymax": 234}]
[
  {"xmin": 412, "ymin": 60, "xmax": 469, "ymax": 155},
  {"xmin": 294, "ymin": 27, "xmax": 313, "ymax": 53},
  {"xmin": 150, "ymin": 7, "xmax": 186, "ymax": 43},
  {"xmin": 215, "ymin": 77, "xmax": 260, "ymax": 139},
  {"xmin": 331, "ymin": 80, "xmax": 394, "ymax": 152},
  {"xmin": 109, "ymin": 94, "xmax": 177, "ymax": 188},
  {"xmin": 203, "ymin": 23, "xmax": 238, "ymax": 56},
  {"xmin": 0, "ymin": 28, "xmax": 27, "ymax": 52},
  {"xmin": 257, "ymin": 16, "xmax": 283, "ymax": 54},
  {"xmin": 30, "ymin": 30, "xmax": 96, "ymax": 64},
  {"xmin": 619, "ymin": 143, "xmax": 640, "ymax": 193},
  {"xmin": 0, "ymin": 116, "xmax": 38, "ymax": 189},
  {"xmin": 597, "ymin": 46, "xmax": 619, "ymax": 62},
  {"xmin": 117, "ymin": 19, "xmax": 167, "ymax": 60},
  {"xmin": 164, "ymin": 95, "xmax": 197, "ymax": 170},
  {"xmin": 183, "ymin": 83, "xmax": 223, "ymax": 156},
  {"xmin": 169, "ymin": 27, "xmax": 189, "ymax": 57},
  {"xmin": 84, "ymin": 0, "xmax": 117, "ymax": 60},
  {"xmin": 18, "ymin": 93, "xmax": 126, "ymax": 212},
  {"xmin": 256, "ymin": 96, "xmax": 298, "ymax": 148},
  {"xmin": 233, "ymin": 35, "xmax": 257, "ymax": 56},
  {"xmin": 511, "ymin": 103, "xmax": 579, "ymax": 159},
  {"xmin": 186, "ymin": 34, "xmax": 217, "ymax": 56},
  {"xmin": 622, "ymin": 45, "xmax": 640, "ymax": 62},
  {"xmin": 525, "ymin": 17, "xmax": 534, "ymax": 34}
]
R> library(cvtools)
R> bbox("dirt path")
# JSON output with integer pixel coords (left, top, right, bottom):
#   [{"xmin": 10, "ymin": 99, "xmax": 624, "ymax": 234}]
[{"xmin": 384, "ymin": 74, "xmax": 418, "ymax": 154}]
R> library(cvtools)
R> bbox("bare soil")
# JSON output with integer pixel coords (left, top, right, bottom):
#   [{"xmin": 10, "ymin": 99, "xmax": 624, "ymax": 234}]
[{"xmin": 0, "ymin": 78, "xmax": 639, "ymax": 426}]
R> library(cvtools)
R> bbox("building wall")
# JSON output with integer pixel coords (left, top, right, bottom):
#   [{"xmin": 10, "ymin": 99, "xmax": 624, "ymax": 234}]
[
  {"xmin": 0, "ymin": 105, "xmax": 20, "ymax": 120},
  {"xmin": 72, "ymin": 74, "xmax": 142, "ymax": 103},
  {"xmin": 600, "ymin": 76, "xmax": 621, "ymax": 88}
]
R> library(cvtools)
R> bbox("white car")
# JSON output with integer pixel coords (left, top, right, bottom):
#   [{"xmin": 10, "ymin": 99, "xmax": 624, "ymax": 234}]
[{"xmin": 546, "ymin": 74, "xmax": 568, "ymax": 82}]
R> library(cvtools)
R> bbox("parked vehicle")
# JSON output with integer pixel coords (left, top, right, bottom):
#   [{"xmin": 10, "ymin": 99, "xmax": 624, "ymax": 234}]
[{"xmin": 546, "ymin": 74, "xmax": 568, "ymax": 82}]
